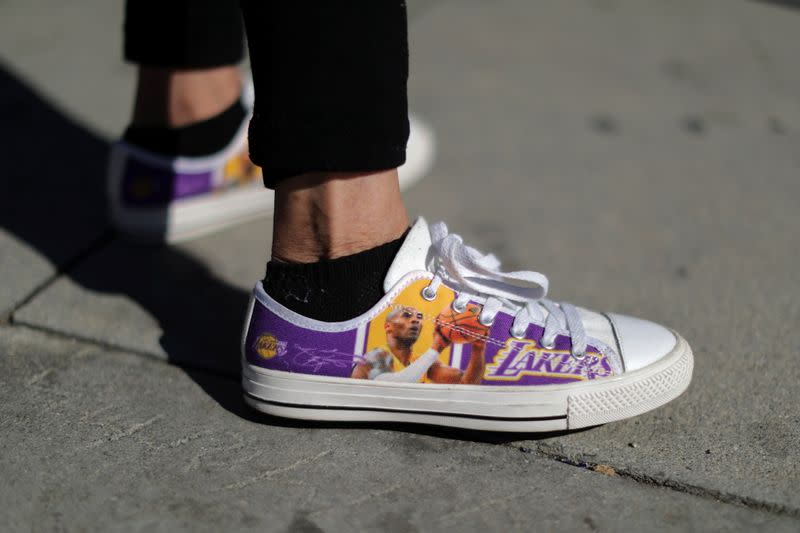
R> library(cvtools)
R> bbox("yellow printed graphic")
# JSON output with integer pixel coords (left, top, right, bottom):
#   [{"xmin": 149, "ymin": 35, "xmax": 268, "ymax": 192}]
[{"xmin": 353, "ymin": 280, "xmax": 489, "ymax": 384}]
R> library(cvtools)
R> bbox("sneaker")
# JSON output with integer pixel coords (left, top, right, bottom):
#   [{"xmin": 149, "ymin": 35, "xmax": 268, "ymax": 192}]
[
  {"xmin": 108, "ymin": 89, "xmax": 434, "ymax": 242},
  {"xmin": 241, "ymin": 218, "xmax": 693, "ymax": 432},
  {"xmin": 107, "ymin": 111, "xmax": 266, "ymax": 243}
]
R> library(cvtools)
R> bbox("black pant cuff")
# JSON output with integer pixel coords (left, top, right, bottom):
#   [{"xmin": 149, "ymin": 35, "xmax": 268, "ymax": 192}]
[{"xmin": 255, "ymin": 145, "xmax": 407, "ymax": 189}]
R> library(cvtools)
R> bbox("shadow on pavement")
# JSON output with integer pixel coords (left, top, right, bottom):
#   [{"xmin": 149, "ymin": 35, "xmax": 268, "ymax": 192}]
[
  {"xmin": 0, "ymin": 64, "xmax": 247, "ymax": 383},
  {"xmin": 755, "ymin": 0, "xmax": 800, "ymax": 9}
]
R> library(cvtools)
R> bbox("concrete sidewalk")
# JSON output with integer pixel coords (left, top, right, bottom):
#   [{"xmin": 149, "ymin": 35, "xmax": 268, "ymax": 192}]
[{"xmin": 1, "ymin": 0, "xmax": 799, "ymax": 530}]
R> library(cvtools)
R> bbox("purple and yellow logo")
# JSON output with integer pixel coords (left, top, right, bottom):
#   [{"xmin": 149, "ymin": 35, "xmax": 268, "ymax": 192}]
[
  {"xmin": 484, "ymin": 338, "xmax": 612, "ymax": 381},
  {"xmin": 255, "ymin": 333, "xmax": 280, "ymax": 359}
]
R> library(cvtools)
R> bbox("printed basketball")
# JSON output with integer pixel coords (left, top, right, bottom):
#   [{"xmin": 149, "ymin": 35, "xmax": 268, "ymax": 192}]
[{"xmin": 436, "ymin": 304, "xmax": 489, "ymax": 343}]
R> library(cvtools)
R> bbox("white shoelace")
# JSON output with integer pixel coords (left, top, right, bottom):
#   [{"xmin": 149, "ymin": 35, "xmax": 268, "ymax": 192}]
[{"xmin": 422, "ymin": 222, "xmax": 588, "ymax": 358}]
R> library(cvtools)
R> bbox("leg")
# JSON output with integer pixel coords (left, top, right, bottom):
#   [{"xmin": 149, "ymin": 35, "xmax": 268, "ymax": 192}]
[
  {"xmin": 271, "ymin": 170, "xmax": 408, "ymax": 263},
  {"xmin": 241, "ymin": 2, "xmax": 409, "ymax": 187},
  {"xmin": 115, "ymin": 0, "xmax": 428, "ymax": 242},
  {"xmin": 239, "ymin": 2, "xmax": 693, "ymax": 431},
  {"xmin": 241, "ymin": 1, "xmax": 411, "ymax": 320},
  {"xmin": 111, "ymin": 0, "xmax": 266, "ymax": 242},
  {"xmin": 124, "ymin": 0, "xmax": 244, "ymax": 128},
  {"xmin": 130, "ymin": 65, "xmax": 241, "ymax": 129}
]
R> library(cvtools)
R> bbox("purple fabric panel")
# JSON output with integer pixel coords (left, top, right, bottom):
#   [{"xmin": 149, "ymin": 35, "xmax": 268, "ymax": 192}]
[
  {"xmin": 245, "ymin": 301, "xmax": 358, "ymax": 378},
  {"xmin": 173, "ymin": 171, "xmax": 214, "ymax": 199},
  {"xmin": 121, "ymin": 158, "xmax": 213, "ymax": 206},
  {"xmin": 480, "ymin": 311, "xmax": 612, "ymax": 386}
]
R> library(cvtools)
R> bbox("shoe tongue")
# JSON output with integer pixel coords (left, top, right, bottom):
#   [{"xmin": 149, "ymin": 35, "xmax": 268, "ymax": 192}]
[{"xmin": 383, "ymin": 217, "xmax": 433, "ymax": 292}]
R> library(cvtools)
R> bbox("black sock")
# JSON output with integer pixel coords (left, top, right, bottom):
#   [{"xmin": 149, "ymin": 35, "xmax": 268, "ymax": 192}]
[
  {"xmin": 263, "ymin": 231, "xmax": 409, "ymax": 322},
  {"xmin": 123, "ymin": 98, "xmax": 247, "ymax": 158}
]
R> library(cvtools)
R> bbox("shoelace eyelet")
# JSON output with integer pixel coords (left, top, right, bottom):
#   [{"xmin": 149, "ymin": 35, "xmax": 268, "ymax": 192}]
[
  {"xmin": 421, "ymin": 286, "xmax": 438, "ymax": 301},
  {"xmin": 452, "ymin": 300, "xmax": 467, "ymax": 313},
  {"xmin": 571, "ymin": 351, "xmax": 587, "ymax": 360},
  {"xmin": 478, "ymin": 312, "xmax": 495, "ymax": 327},
  {"xmin": 540, "ymin": 338, "xmax": 556, "ymax": 349},
  {"xmin": 510, "ymin": 326, "xmax": 526, "ymax": 339}
]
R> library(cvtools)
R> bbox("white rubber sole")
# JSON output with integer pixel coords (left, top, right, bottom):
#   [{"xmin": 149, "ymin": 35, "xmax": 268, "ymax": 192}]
[
  {"xmin": 109, "ymin": 114, "xmax": 435, "ymax": 244},
  {"xmin": 243, "ymin": 333, "xmax": 693, "ymax": 432}
]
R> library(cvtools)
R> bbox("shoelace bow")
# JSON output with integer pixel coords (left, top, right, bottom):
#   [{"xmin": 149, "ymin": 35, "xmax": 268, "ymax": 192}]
[{"xmin": 423, "ymin": 222, "xmax": 588, "ymax": 358}]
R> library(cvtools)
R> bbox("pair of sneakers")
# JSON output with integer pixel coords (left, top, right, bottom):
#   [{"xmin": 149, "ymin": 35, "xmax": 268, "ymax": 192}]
[{"xmin": 109, "ymin": 105, "xmax": 693, "ymax": 432}]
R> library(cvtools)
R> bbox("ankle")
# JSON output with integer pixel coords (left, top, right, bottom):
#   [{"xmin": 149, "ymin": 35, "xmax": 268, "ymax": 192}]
[
  {"xmin": 264, "ymin": 232, "xmax": 408, "ymax": 321},
  {"xmin": 271, "ymin": 169, "xmax": 409, "ymax": 263},
  {"xmin": 131, "ymin": 66, "xmax": 242, "ymax": 128}
]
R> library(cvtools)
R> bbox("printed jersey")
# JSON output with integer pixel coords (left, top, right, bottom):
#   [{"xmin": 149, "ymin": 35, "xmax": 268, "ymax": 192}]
[{"xmin": 386, "ymin": 346, "xmax": 435, "ymax": 384}]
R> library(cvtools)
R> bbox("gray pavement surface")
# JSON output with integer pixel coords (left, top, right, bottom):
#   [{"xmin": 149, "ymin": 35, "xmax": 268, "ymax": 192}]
[
  {"xmin": 3, "ymin": 325, "xmax": 799, "ymax": 532},
  {"xmin": 1, "ymin": 0, "xmax": 799, "ymax": 530}
]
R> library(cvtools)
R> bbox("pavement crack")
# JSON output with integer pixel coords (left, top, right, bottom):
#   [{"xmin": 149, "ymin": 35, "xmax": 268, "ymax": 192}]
[
  {"xmin": 79, "ymin": 405, "xmax": 114, "ymax": 422},
  {"xmin": 442, "ymin": 490, "xmax": 532, "ymax": 522},
  {"xmin": 86, "ymin": 414, "xmax": 164, "ymax": 449},
  {"xmin": 509, "ymin": 443, "xmax": 800, "ymax": 519},
  {"xmin": 217, "ymin": 449, "xmax": 332, "ymax": 491},
  {"xmin": 156, "ymin": 430, "xmax": 211, "ymax": 451},
  {"xmin": 5, "ymin": 230, "xmax": 115, "ymax": 323},
  {"xmin": 309, "ymin": 482, "xmax": 403, "ymax": 518},
  {"xmin": 25, "ymin": 368, "xmax": 54, "ymax": 386}
]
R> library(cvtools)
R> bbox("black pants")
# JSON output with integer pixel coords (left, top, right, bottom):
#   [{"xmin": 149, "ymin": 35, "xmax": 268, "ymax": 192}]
[{"xmin": 124, "ymin": 1, "xmax": 409, "ymax": 188}]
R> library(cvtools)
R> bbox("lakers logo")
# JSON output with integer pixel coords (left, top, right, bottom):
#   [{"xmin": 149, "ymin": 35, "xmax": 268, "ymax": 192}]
[
  {"xmin": 255, "ymin": 333, "xmax": 279, "ymax": 359},
  {"xmin": 484, "ymin": 338, "xmax": 612, "ymax": 381}
]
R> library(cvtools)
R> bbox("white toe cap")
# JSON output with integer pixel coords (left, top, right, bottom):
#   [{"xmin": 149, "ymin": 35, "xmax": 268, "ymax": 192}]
[{"xmin": 606, "ymin": 313, "xmax": 677, "ymax": 372}]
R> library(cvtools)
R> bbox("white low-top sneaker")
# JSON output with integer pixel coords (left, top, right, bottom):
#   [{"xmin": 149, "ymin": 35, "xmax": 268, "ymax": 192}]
[
  {"xmin": 107, "ymin": 114, "xmax": 266, "ymax": 243},
  {"xmin": 107, "ymin": 108, "xmax": 434, "ymax": 243},
  {"xmin": 241, "ymin": 218, "xmax": 693, "ymax": 432}
]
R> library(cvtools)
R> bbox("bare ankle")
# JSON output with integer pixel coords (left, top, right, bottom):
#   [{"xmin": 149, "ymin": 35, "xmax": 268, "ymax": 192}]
[
  {"xmin": 131, "ymin": 66, "xmax": 242, "ymax": 128},
  {"xmin": 272, "ymin": 169, "xmax": 409, "ymax": 263}
]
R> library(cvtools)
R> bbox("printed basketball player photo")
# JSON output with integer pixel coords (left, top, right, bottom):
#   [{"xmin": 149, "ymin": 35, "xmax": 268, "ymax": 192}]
[{"xmin": 351, "ymin": 303, "xmax": 489, "ymax": 384}]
